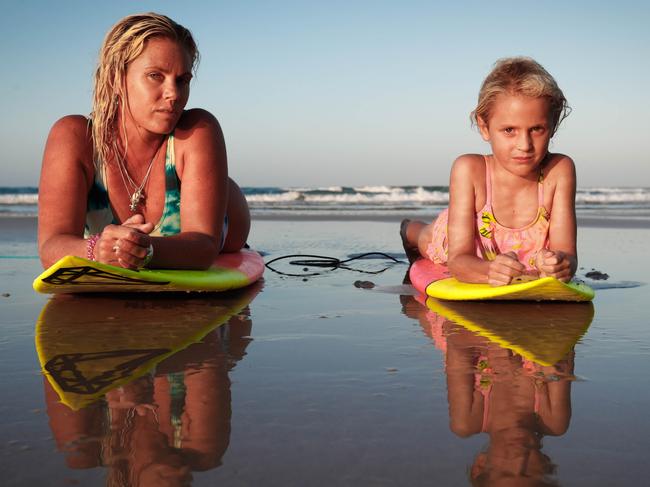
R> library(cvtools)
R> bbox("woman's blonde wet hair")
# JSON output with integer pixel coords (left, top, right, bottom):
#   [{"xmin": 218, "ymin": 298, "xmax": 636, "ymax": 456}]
[
  {"xmin": 471, "ymin": 57, "xmax": 570, "ymax": 135},
  {"xmin": 91, "ymin": 12, "xmax": 199, "ymax": 167}
]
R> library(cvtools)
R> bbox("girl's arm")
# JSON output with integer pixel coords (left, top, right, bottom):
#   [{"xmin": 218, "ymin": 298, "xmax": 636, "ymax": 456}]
[
  {"xmin": 146, "ymin": 109, "xmax": 229, "ymax": 270},
  {"xmin": 446, "ymin": 155, "xmax": 526, "ymax": 285},
  {"xmin": 38, "ymin": 116, "xmax": 153, "ymax": 269},
  {"xmin": 536, "ymin": 155, "xmax": 577, "ymax": 281}
]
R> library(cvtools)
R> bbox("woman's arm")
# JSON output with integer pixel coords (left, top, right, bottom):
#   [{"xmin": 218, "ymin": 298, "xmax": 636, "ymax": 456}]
[
  {"xmin": 446, "ymin": 155, "xmax": 526, "ymax": 285},
  {"xmin": 146, "ymin": 109, "xmax": 229, "ymax": 270},
  {"xmin": 38, "ymin": 116, "xmax": 153, "ymax": 269},
  {"xmin": 536, "ymin": 155, "xmax": 577, "ymax": 281},
  {"xmin": 38, "ymin": 116, "xmax": 95, "ymax": 268}
]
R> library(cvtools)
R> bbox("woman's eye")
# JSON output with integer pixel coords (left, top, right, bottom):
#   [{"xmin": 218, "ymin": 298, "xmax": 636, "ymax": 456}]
[
  {"xmin": 147, "ymin": 72, "xmax": 163, "ymax": 81},
  {"xmin": 504, "ymin": 127, "xmax": 514, "ymax": 134}
]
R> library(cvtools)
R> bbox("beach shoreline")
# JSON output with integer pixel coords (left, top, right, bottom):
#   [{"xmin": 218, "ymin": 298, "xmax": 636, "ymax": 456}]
[{"xmin": 2, "ymin": 212, "xmax": 649, "ymax": 238}]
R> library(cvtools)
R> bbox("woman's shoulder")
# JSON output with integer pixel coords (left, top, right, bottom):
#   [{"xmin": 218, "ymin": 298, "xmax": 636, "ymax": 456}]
[
  {"xmin": 175, "ymin": 109, "xmax": 222, "ymax": 134},
  {"xmin": 45, "ymin": 115, "xmax": 93, "ymax": 160},
  {"xmin": 48, "ymin": 115, "xmax": 92, "ymax": 140}
]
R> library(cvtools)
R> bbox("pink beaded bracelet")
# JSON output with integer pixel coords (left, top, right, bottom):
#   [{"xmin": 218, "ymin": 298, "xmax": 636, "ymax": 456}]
[{"xmin": 86, "ymin": 233, "xmax": 101, "ymax": 261}]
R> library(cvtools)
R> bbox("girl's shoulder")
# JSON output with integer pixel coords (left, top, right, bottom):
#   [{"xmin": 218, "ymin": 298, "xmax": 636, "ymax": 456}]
[
  {"xmin": 451, "ymin": 153, "xmax": 486, "ymax": 173},
  {"xmin": 543, "ymin": 153, "xmax": 576, "ymax": 184},
  {"xmin": 450, "ymin": 153, "xmax": 487, "ymax": 185}
]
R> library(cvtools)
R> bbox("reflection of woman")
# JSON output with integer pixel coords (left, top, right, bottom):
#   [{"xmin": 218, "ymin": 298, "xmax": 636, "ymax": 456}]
[
  {"xmin": 44, "ymin": 311, "xmax": 253, "ymax": 486},
  {"xmin": 38, "ymin": 13, "xmax": 250, "ymax": 270},
  {"xmin": 401, "ymin": 295, "xmax": 574, "ymax": 486}
]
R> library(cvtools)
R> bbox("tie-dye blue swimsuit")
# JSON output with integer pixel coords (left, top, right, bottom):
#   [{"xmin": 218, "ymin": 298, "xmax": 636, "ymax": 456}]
[{"xmin": 85, "ymin": 133, "xmax": 228, "ymax": 244}]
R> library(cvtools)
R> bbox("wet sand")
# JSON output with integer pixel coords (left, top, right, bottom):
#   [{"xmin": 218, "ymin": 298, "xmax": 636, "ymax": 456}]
[{"xmin": 1, "ymin": 217, "xmax": 649, "ymax": 486}]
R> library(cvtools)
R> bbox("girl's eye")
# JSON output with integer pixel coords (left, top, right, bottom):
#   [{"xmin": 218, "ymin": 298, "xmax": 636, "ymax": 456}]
[
  {"xmin": 503, "ymin": 128, "xmax": 514, "ymax": 134},
  {"xmin": 532, "ymin": 126, "xmax": 546, "ymax": 133}
]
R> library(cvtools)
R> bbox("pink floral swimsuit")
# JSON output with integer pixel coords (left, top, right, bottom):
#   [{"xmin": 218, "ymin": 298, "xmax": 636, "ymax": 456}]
[{"xmin": 426, "ymin": 156, "xmax": 550, "ymax": 270}]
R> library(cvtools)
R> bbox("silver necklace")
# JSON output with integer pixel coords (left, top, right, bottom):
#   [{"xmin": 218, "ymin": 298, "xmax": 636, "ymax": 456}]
[{"xmin": 113, "ymin": 141, "xmax": 162, "ymax": 212}]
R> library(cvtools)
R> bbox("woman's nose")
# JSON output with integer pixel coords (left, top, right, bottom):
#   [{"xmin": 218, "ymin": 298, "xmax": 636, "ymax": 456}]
[{"xmin": 163, "ymin": 81, "xmax": 178, "ymax": 101}]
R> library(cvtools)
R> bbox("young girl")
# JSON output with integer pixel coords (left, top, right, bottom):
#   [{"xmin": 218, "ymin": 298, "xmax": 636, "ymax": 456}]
[{"xmin": 401, "ymin": 57, "xmax": 577, "ymax": 286}]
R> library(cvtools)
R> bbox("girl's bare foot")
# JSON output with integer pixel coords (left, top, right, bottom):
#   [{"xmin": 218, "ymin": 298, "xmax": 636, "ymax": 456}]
[{"xmin": 400, "ymin": 219, "xmax": 421, "ymax": 264}]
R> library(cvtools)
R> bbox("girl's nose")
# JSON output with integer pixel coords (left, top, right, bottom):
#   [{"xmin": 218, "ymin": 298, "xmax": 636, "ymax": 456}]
[{"xmin": 517, "ymin": 131, "xmax": 533, "ymax": 151}]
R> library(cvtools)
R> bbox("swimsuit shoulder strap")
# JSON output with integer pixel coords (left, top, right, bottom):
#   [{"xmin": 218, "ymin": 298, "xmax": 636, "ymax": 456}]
[
  {"xmin": 166, "ymin": 132, "xmax": 176, "ymax": 168},
  {"xmin": 537, "ymin": 167, "xmax": 545, "ymax": 207},
  {"xmin": 483, "ymin": 155, "xmax": 492, "ymax": 208},
  {"xmin": 164, "ymin": 132, "xmax": 180, "ymax": 191}
]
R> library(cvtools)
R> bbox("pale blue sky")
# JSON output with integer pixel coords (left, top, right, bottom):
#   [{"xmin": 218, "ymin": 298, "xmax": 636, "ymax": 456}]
[{"xmin": 1, "ymin": 0, "xmax": 649, "ymax": 187}]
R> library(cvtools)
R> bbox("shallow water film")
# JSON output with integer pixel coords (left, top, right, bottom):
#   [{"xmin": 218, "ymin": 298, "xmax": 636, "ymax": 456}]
[{"xmin": 1, "ymin": 221, "xmax": 649, "ymax": 486}]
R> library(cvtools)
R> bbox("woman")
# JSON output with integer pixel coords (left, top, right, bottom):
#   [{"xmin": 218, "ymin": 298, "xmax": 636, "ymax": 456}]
[{"xmin": 38, "ymin": 13, "xmax": 250, "ymax": 270}]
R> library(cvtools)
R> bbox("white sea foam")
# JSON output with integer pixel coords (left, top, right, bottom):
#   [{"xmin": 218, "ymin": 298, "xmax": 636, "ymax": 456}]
[
  {"xmin": 245, "ymin": 191, "xmax": 303, "ymax": 203},
  {"xmin": 0, "ymin": 194, "xmax": 38, "ymax": 204},
  {"xmin": 353, "ymin": 185, "xmax": 397, "ymax": 193},
  {"xmin": 1, "ymin": 187, "xmax": 649, "ymax": 216},
  {"xmin": 576, "ymin": 188, "xmax": 650, "ymax": 204}
]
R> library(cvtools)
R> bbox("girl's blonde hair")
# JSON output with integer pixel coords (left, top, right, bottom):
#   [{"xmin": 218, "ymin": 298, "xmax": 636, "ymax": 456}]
[
  {"xmin": 91, "ymin": 12, "xmax": 199, "ymax": 167},
  {"xmin": 471, "ymin": 57, "xmax": 570, "ymax": 135}
]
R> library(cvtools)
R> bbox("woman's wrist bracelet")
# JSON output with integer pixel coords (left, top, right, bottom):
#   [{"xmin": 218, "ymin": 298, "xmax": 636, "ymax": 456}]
[
  {"xmin": 86, "ymin": 233, "xmax": 101, "ymax": 261},
  {"xmin": 141, "ymin": 244, "xmax": 154, "ymax": 268}
]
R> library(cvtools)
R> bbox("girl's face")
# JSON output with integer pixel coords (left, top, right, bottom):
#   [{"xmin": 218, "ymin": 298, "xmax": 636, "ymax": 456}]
[
  {"xmin": 478, "ymin": 94, "xmax": 552, "ymax": 179},
  {"xmin": 122, "ymin": 37, "xmax": 192, "ymax": 138}
]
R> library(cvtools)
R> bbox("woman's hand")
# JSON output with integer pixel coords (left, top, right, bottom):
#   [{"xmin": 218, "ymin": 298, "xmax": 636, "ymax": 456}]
[
  {"xmin": 94, "ymin": 214, "xmax": 154, "ymax": 269},
  {"xmin": 535, "ymin": 249, "xmax": 574, "ymax": 282},
  {"xmin": 487, "ymin": 251, "xmax": 526, "ymax": 286}
]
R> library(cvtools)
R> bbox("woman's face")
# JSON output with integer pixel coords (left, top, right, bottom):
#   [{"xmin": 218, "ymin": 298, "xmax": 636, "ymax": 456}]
[{"xmin": 122, "ymin": 37, "xmax": 192, "ymax": 137}]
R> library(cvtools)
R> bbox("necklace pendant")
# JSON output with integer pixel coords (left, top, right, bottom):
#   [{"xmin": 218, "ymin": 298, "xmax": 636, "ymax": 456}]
[{"xmin": 129, "ymin": 190, "xmax": 142, "ymax": 212}]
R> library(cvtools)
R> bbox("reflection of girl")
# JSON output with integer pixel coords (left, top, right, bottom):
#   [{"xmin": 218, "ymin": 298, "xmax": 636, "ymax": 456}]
[
  {"xmin": 44, "ymin": 313, "xmax": 253, "ymax": 486},
  {"xmin": 39, "ymin": 13, "xmax": 250, "ymax": 271},
  {"xmin": 401, "ymin": 295, "xmax": 573, "ymax": 486}
]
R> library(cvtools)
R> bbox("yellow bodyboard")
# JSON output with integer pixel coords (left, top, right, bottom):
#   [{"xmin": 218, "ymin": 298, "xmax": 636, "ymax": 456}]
[
  {"xmin": 426, "ymin": 276, "xmax": 594, "ymax": 302},
  {"xmin": 33, "ymin": 251, "xmax": 264, "ymax": 294}
]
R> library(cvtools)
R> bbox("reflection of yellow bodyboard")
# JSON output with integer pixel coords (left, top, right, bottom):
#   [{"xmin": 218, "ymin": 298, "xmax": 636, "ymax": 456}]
[
  {"xmin": 425, "ymin": 297, "xmax": 594, "ymax": 365},
  {"xmin": 33, "ymin": 250, "xmax": 264, "ymax": 294},
  {"xmin": 35, "ymin": 286, "xmax": 259, "ymax": 410},
  {"xmin": 410, "ymin": 259, "xmax": 594, "ymax": 301}
]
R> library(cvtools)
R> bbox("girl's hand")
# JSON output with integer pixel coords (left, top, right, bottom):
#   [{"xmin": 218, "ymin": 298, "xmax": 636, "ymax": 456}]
[
  {"xmin": 535, "ymin": 249, "xmax": 573, "ymax": 282},
  {"xmin": 487, "ymin": 251, "xmax": 526, "ymax": 286},
  {"xmin": 94, "ymin": 214, "xmax": 154, "ymax": 269}
]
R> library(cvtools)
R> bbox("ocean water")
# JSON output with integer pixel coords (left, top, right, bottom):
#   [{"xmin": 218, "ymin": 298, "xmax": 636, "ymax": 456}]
[{"xmin": 2, "ymin": 186, "xmax": 650, "ymax": 218}]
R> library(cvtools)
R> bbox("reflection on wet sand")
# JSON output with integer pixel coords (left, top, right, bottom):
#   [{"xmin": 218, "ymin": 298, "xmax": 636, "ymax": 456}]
[
  {"xmin": 36, "ymin": 284, "xmax": 261, "ymax": 486},
  {"xmin": 402, "ymin": 294, "xmax": 594, "ymax": 487}
]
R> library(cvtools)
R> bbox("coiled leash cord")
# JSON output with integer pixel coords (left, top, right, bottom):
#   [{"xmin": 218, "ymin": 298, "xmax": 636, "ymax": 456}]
[{"xmin": 265, "ymin": 252, "xmax": 406, "ymax": 277}]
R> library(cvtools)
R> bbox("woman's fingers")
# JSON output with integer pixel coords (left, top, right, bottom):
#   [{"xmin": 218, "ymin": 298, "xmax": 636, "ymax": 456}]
[
  {"xmin": 94, "ymin": 224, "xmax": 151, "ymax": 268},
  {"xmin": 122, "ymin": 214, "xmax": 154, "ymax": 233}
]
